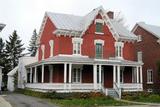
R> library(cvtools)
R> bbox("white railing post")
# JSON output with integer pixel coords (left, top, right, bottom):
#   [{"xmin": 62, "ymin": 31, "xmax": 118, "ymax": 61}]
[
  {"xmin": 41, "ymin": 64, "xmax": 44, "ymax": 83},
  {"xmin": 30, "ymin": 67, "xmax": 32, "ymax": 83},
  {"xmin": 49, "ymin": 65, "xmax": 53, "ymax": 83},
  {"xmin": 34, "ymin": 66, "xmax": 37, "ymax": 83},
  {"xmin": 93, "ymin": 64, "xmax": 97, "ymax": 90}
]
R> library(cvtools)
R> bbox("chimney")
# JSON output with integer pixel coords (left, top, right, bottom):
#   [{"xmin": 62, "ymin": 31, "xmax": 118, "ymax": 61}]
[{"xmin": 107, "ymin": 11, "xmax": 114, "ymax": 19}]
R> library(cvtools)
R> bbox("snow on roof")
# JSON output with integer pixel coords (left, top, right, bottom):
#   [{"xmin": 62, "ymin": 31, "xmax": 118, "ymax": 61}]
[
  {"xmin": 111, "ymin": 20, "xmax": 137, "ymax": 40},
  {"xmin": 137, "ymin": 22, "xmax": 160, "ymax": 38},
  {"xmin": 45, "ymin": 6, "xmax": 136, "ymax": 40},
  {"xmin": 7, "ymin": 66, "xmax": 18, "ymax": 76}
]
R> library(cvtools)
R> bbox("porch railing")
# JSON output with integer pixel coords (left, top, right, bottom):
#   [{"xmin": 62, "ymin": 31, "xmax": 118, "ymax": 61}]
[
  {"xmin": 114, "ymin": 82, "xmax": 121, "ymax": 99},
  {"xmin": 120, "ymin": 83, "xmax": 143, "ymax": 91},
  {"xmin": 25, "ymin": 83, "xmax": 102, "ymax": 91}
]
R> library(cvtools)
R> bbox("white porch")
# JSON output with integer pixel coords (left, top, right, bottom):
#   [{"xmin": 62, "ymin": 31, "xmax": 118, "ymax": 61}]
[{"xmin": 24, "ymin": 56, "xmax": 143, "ymax": 98}]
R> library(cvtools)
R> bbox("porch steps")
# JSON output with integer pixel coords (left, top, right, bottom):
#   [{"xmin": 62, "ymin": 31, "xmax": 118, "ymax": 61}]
[{"xmin": 107, "ymin": 89, "xmax": 119, "ymax": 99}]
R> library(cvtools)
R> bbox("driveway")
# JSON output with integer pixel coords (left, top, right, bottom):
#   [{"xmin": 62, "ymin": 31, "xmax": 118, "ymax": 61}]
[{"xmin": 3, "ymin": 93, "xmax": 58, "ymax": 107}]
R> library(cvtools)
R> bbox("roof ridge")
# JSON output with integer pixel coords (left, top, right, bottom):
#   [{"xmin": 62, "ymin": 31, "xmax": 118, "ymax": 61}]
[{"xmin": 46, "ymin": 11, "xmax": 83, "ymax": 18}]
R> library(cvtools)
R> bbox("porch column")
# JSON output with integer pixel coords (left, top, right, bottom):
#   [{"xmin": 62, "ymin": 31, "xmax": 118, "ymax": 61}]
[
  {"xmin": 93, "ymin": 64, "xmax": 97, "ymax": 90},
  {"xmin": 34, "ymin": 66, "xmax": 37, "ymax": 83},
  {"xmin": 49, "ymin": 65, "xmax": 53, "ymax": 83},
  {"xmin": 140, "ymin": 66, "xmax": 143, "ymax": 83},
  {"xmin": 30, "ymin": 67, "xmax": 32, "ymax": 83},
  {"xmin": 69, "ymin": 63, "xmax": 72, "ymax": 90},
  {"xmin": 113, "ymin": 65, "xmax": 116, "ymax": 88},
  {"xmin": 136, "ymin": 66, "xmax": 139, "ymax": 83},
  {"xmin": 117, "ymin": 65, "xmax": 120, "ymax": 87},
  {"xmin": 64, "ymin": 63, "xmax": 67, "ymax": 89},
  {"xmin": 99, "ymin": 65, "xmax": 102, "ymax": 83},
  {"xmin": 41, "ymin": 64, "xmax": 44, "ymax": 83}
]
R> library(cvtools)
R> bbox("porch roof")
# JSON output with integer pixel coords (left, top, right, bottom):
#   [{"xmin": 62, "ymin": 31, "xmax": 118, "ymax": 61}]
[{"xmin": 26, "ymin": 55, "xmax": 142, "ymax": 67}]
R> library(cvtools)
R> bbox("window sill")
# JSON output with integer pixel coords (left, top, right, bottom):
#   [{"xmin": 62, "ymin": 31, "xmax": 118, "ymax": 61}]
[
  {"xmin": 95, "ymin": 32, "xmax": 104, "ymax": 35},
  {"xmin": 147, "ymin": 82, "xmax": 153, "ymax": 84}
]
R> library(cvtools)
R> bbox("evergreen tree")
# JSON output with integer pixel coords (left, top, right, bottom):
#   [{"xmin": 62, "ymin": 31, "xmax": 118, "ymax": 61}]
[
  {"xmin": 0, "ymin": 38, "xmax": 6, "ymax": 65},
  {"xmin": 6, "ymin": 30, "xmax": 25, "ymax": 69},
  {"xmin": 28, "ymin": 29, "xmax": 38, "ymax": 56}
]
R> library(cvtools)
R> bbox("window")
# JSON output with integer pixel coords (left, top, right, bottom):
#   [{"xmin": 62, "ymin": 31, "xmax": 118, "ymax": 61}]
[
  {"xmin": 115, "ymin": 42, "xmax": 124, "ymax": 58},
  {"xmin": 72, "ymin": 68, "xmax": 81, "ymax": 83},
  {"xmin": 137, "ymin": 51, "xmax": 142, "ymax": 62},
  {"xmin": 137, "ymin": 35, "xmax": 142, "ymax": 42},
  {"xmin": 147, "ymin": 69, "xmax": 153, "ymax": 84},
  {"xmin": 72, "ymin": 38, "xmax": 83, "ymax": 55},
  {"xmin": 49, "ymin": 40, "xmax": 54, "ymax": 57},
  {"xmin": 96, "ymin": 43, "xmax": 103, "ymax": 58},
  {"xmin": 95, "ymin": 19, "xmax": 104, "ymax": 34},
  {"xmin": 41, "ymin": 44, "xmax": 45, "ymax": 60},
  {"xmin": 96, "ymin": 22, "xmax": 103, "ymax": 33}
]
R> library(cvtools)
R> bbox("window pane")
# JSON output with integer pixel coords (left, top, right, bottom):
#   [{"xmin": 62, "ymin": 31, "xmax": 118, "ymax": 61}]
[
  {"xmin": 96, "ymin": 43, "xmax": 102, "ymax": 58},
  {"xmin": 96, "ymin": 22, "xmax": 103, "ymax": 32}
]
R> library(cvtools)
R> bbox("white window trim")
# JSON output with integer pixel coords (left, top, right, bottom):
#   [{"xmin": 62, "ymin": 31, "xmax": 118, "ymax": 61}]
[
  {"xmin": 94, "ymin": 39, "xmax": 104, "ymax": 46},
  {"xmin": 49, "ymin": 40, "xmax": 54, "ymax": 57},
  {"xmin": 94, "ymin": 19, "xmax": 104, "ymax": 25},
  {"xmin": 94, "ymin": 39, "xmax": 104, "ymax": 59},
  {"xmin": 72, "ymin": 38, "xmax": 83, "ymax": 55},
  {"xmin": 41, "ymin": 44, "xmax": 45, "ymax": 60},
  {"xmin": 115, "ymin": 42, "xmax": 124, "ymax": 59},
  {"xmin": 157, "ymin": 39, "xmax": 160, "ymax": 44},
  {"xmin": 95, "ymin": 19, "xmax": 104, "ymax": 35},
  {"xmin": 137, "ymin": 35, "xmax": 142, "ymax": 42},
  {"xmin": 147, "ymin": 69, "xmax": 153, "ymax": 84}
]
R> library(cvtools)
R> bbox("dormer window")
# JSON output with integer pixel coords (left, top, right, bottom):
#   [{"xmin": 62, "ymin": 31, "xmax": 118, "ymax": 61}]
[
  {"xmin": 137, "ymin": 35, "xmax": 142, "ymax": 42},
  {"xmin": 95, "ymin": 19, "xmax": 104, "ymax": 34},
  {"xmin": 115, "ymin": 42, "xmax": 124, "ymax": 58},
  {"xmin": 72, "ymin": 38, "xmax": 83, "ymax": 55}
]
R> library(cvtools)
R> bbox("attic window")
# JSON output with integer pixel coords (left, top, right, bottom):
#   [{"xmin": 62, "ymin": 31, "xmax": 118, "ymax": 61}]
[{"xmin": 95, "ymin": 19, "xmax": 104, "ymax": 34}]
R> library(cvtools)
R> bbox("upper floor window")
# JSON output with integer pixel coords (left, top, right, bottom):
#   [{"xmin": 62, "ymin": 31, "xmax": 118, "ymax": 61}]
[
  {"xmin": 137, "ymin": 35, "xmax": 142, "ymax": 42},
  {"xmin": 72, "ymin": 38, "xmax": 83, "ymax": 55},
  {"xmin": 94, "ymin": 39, "xmax": 104, "ymax": 59},
  {"xmin": 95, "ymin": 19, "xmax": 104, "ymax": 34},
  {"xmin": 49, "ymin": 40, "xmax": 54, "ymax": 57},
  {"xmin": 41, "ymin": 44, "xmax": 45, "ymax": 60},
  {"xmin": 147, "ymin": 69, "xmax": 153, "ymax": 84},
  {"xmin": 115, "ymin": 42, "xmax": 124, "ymax": 58},
  {"xmin": 137, "ymin": 51, "xmax": 142, "ymax": 62}
]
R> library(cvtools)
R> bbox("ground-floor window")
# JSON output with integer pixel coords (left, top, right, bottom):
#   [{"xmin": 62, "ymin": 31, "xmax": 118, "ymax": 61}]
[
  {"xmin": 147, "ymin": 69, "xmax": 153, "ymax": 84},
  {"xmin": 72, "ymin": 68, "xmax": 81, "ymax": 83}
]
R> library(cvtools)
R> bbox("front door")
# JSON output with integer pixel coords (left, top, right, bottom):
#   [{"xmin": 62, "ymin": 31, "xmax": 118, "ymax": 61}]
[
  {"xmin": 103, "ymin": 66, "xmax": 113, "ymax": 88},
  {"xmin": 72, "ymin": 68, "xmax": 81, "ymax": 83}
]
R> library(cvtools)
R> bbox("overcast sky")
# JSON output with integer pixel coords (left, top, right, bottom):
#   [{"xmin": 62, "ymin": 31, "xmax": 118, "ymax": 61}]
[{"xmin": 0, "ymin": 0, "xmax": 160, "ymax": 49}]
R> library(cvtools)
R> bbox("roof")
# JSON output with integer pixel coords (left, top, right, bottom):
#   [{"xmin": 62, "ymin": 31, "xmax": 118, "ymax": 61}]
[
  {"xmin": 26, "ymin": 55, "xmax": 142, "ymax": 67},
  {"xmin": 135, "ymin": 22, "xmax": 160, "ymax": 39},
  {"xmin": 44, "ymin": 6, "xmax": 137, "ymax": 40},
  {"xmin": 7, "ymin": 66, "xmax": 18, "ymax": 76}
]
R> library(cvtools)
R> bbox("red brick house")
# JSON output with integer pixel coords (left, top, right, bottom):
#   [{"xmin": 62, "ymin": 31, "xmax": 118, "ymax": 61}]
[
  {"xmin": 132, "ymin": 22, "xmax": 160, "ymax": 92},
  {"xmin": 19, "ymin": 6, "xmax": 143, "ymax": 98}
]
